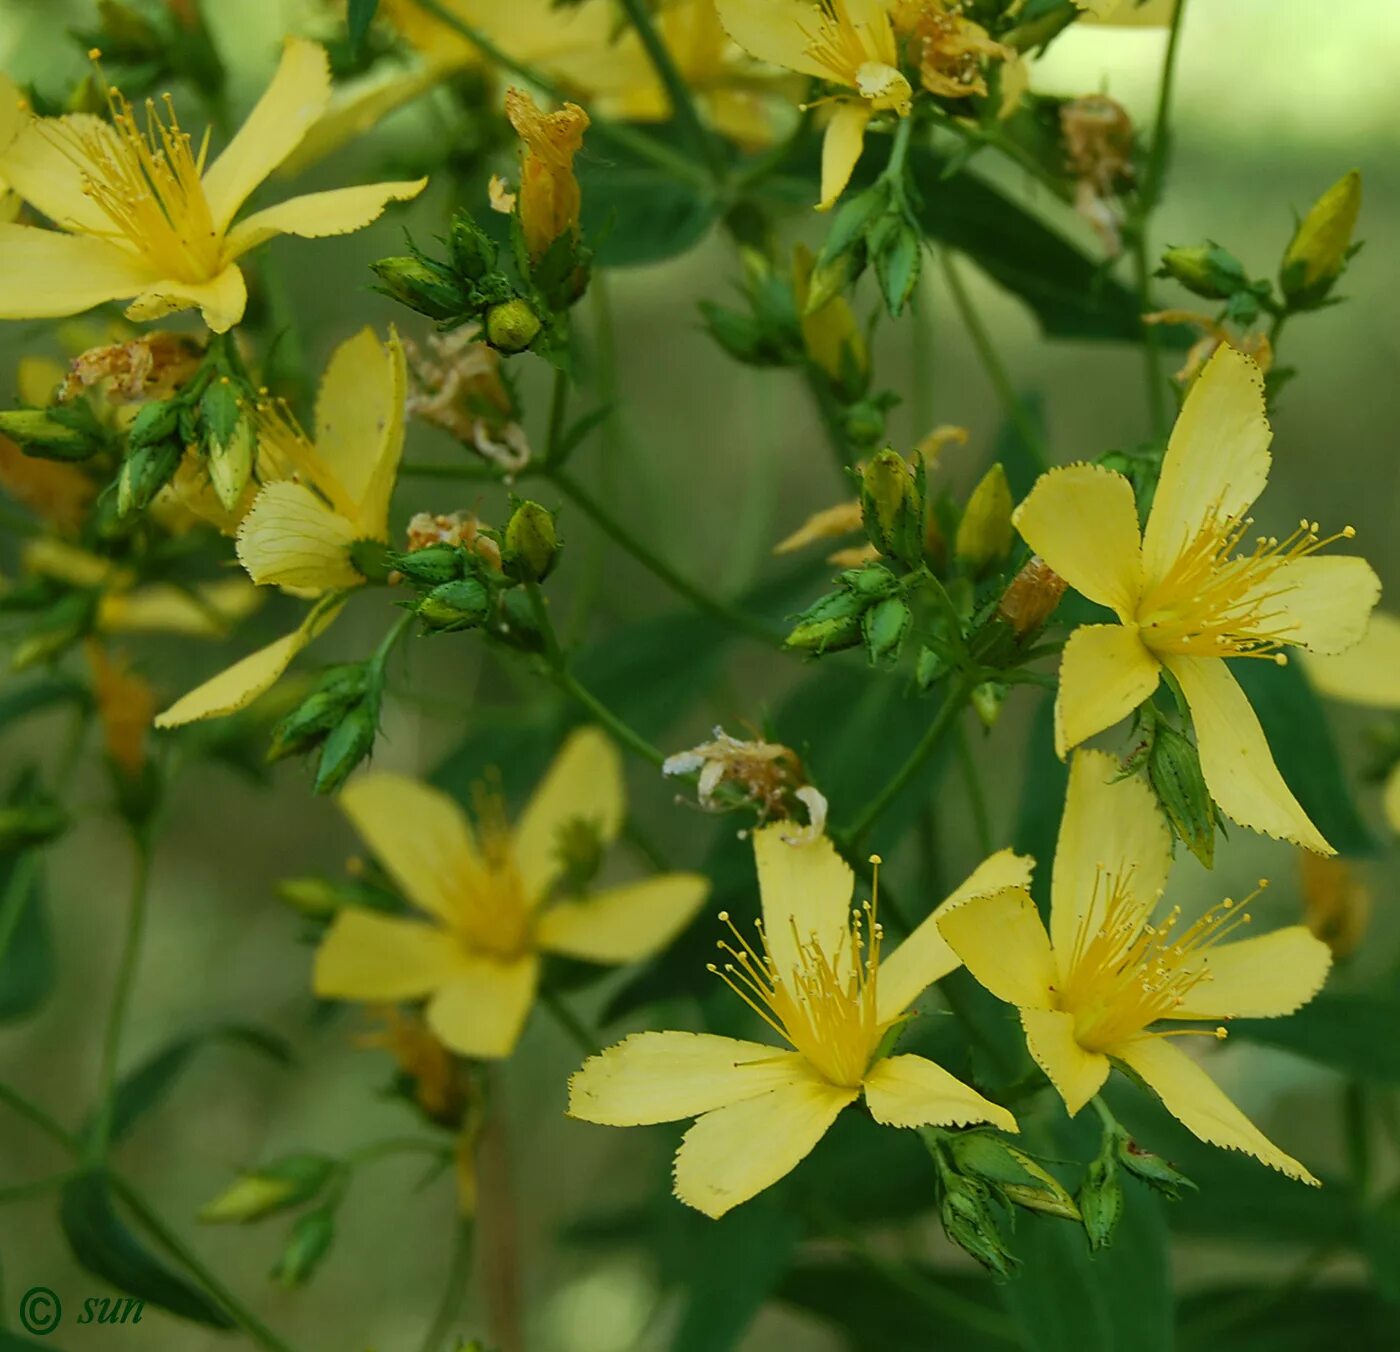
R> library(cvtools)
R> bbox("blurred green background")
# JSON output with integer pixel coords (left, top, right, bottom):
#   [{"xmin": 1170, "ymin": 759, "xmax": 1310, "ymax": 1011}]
[{"xmin": 2, "ymin": 1, "xmax": 1398, "ymax": 1348}]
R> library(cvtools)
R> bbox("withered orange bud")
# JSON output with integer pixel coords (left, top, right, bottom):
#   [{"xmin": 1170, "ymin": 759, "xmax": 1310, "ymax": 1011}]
[
  {"xmin": 503, "ymin": 88, "xmax": 590, "ymax": 263},
  {"xmin": 996, "ymin": 556, "xmax": 1067, "ymax": 637}
]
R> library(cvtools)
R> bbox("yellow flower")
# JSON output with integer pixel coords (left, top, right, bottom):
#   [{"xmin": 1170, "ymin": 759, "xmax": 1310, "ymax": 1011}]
[
  {"xmin": 569, "ymin": 826, "xmax": 1027, "ymax": 1218},
  {"xmin": 938, "ymin": 749, "xmax": 1332, "ymax": 1184},
  {"xmin": 1302, "ymin": 611, "xmax": 1400, "ymax": 833},
  {"xmin": 1298, "ymin": 852, "xmax": 1370, "ymax": 960},
  {"xmin": 716, "ymin": 0, "xmax": 912, "ymax": 209},
  {"xmin": 1014, "ymin": 346, "xmax": 1380, "ymax": 853},
  {"xmin": 503, "ymin": 89, "xmax": 590, "ymax": 264},
  {"xmin": 1074, "ymin": 0, "xmax": 1176, "ymax": 23},
  {"xmin": 313, "ymin": 729, "xmax": 710, "ymax": 1060},
  {"xmin": 0, "ymin": 41, "xmax": 426, "ymax": 333},
  {"xmin": 236, "ymin": 326, "xmax": 407, "ymax": 592}
]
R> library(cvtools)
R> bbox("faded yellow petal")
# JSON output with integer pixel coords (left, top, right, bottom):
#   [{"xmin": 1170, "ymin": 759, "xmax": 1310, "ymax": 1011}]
[
  {"xmin": 98, "ymin": 581, "xmax": 253, "ymax": 637},
  {"xmin": 714, "ymin": 0, "xmax": 834, "ymax": 78},
  {"xmin": 673, "ymin": 1072, "xmax": 857, "ymax": 1217},
  {"xmin": 514, "ymin": 727, "xmax": 625, "ymax": 906},
  {"xmin": 1082, "ymin": 0, "xmax": 1177, "ymax": 25},
  {"xmin": 125, "ymin": 265, "xmax": 248, "ymax": 334},
  {"xmin": 202, "ymin": 37, "xmax": 332, "ymax": 230},
  {"xmin": 1054, "ymin": 622, "xmax": 1161, "ymax": 757},
  {"xmin": 24, "ymin": 538, "xmax": 126, "ymax": 589},
  {"xmin": 1012, "ymin": 463, "xmax": 1142, "ymax": 617},
  {"xmin": 1114, "ymin": 1035, "xmax": 1318, "ymax": 1184},
  {"xmin": 568, "ymin": 1031, "xmax": 809, "ymax": 1125},
  {"xmin": 153, "ymin": 597, "xmax": 344, "ymax": 727},
  {"xmin": 313, "ymin": 910, "xmax": 465, "ymax": 1001},
  {"xmin": 427, "ymin": 953, "xmax": 539, "ymax": 1059},
  {"xmin": 0, "ymin": 224, "xmax": 155, "ymax": 320},
  {"xmin": 1050, "ymin": 748, "xmax": 1171, "ymax": 962},
  {"xmin": 1265, "ymin": 555, "xmax": 1380, "ymax": 656},
  {"xmin": 535, "ymin": 873, "xmax": 709, "ymax": 964},
  {"xmin": 236, "ymin": 481, "xmax": 362, "ymax": 590},
  {"xmin": 1165, "ymin": 654, "xmax": 1331, "ymax": 854},
  {"xmin": 222, "ymin": 179, "xmax": 428, "ymax": 260},
  {"xmin": 1141, "ymin": 347, "xmax": 1272, "ymax": 587},
  {"xmin": 1304, "ymin": 611, "xmax": 1400, "ymax": 709},
  {"xmin": 818, "ymin": 101, "xmax": 872, "ymax": 211},
  {"xmin": 936, "ymin": 887, "xmax": 1056, "ymax": 1010},
  {"xmin": 1021, "ymin": 1007, "xmax": 1110, "ymax": 1116},
  {"xmin": 876, "ymin": 847, "xmax": 1035, "ymax": 1021},
  {"xmin": 1170, "ymin": 927, "xmax": 1331, "ymax": 1021},
  {"xmin": 774, "ymin": 500, "xmax": 863, "ymax": 555},
  {"xmin": 339, "ymin": 773, "xmax": 479, "ymax": 928},
  {"xmin": 754, "ymin": 822, "xmax": 854, "ymax": 991},
  {"xmin": 863, "ymin": 1054, "xmax": 1017, "ymax": 1132}
]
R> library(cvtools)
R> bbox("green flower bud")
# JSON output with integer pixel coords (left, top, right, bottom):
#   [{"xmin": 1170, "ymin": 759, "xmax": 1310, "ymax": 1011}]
[
  {"xmin": 860, "ymin": 449, "xmax": 924, "ymax": 566},
  {"xmin": 271, "ymin": 1207, "xmax": 336, "ymax": 1289},
  {"xmin": 208, "ymin": 415, "xmax": 256, "ymax": 511},
  {"xmin": 417, "ymin": 577, "xmax": 492, "ymax": 632},
  {"xmin": 348, "ymin": 538, "xmax": 394, "ymax": 585},
  {"xmin": 915, "ymin": 645, "xmax": 948, "ymax": 691},
  {"xmin": 862, "ymin": 596, "xmax": 911, "ymax": 667},
  {"xmin": 1148, "ymin": 721, "xmax": 1219, "ymax": 868},
  {"xmin": 267, "ymin": 665, "xmax": 370, "ymax": 763},
  {"xmin": 939, "ymin": 1173, "xmax": 1016, "ymax": 1277},
  {"xmin": 1157, "ymin": 243, "xmax": 1250, "ymax": 300},
  {"xmin": 391, "ymin": 545, "xmax": 467, "ymax": 587},
  {"xmin": 199, "ymin": 1155, "xmax": 336, "ymax": 1224},
  {"xmin": 1116, "ymin": 1137, "xmax": 1195, "ymax": 1201},
  {"xmin": 840, "ymin": 562, "xmax": 900, "ymax": 598},
  {"xmin": 126, "ymin": 398, "xmax": 183, "ymax": 450},
  {"xmin": 277, "ymin": 876, "xmax": 399, "ymax": 918},
  {"xmin": 504, "ymin": 500, "xmax": 559, "ymax": 583},
  {"xmin": 448, "ymin": 213, "xmax": 498, "ymax": 280},
  {"xmin": 370, "ymin": 255, "xmax": 466, "ymax": 322},
  {"xmin": 118, "ymin": 438, "xmax": 184, "ymax": 517},
  {"xmin": 1077, "ymin": 1153, "xmax": 1123, "ymax": 1252},
  {"xmin": 970, "ymin": 680, "xmax": 1007, "ymax": 731},
  {"xmin": 842, "ymin": 399, "xmax": 887, "ymax": 451},
  {"xmin": 784, "ymin": 589, "xmax": 866, "ymax": 655},
  {"xmin": 1281, "ymin": 170, "xmax": 1361, "ymax": 307},
  {"xmin": 485, "ymin": 298, "xmax": 543, "ymax": 354},
  {"xmin": 955, "ymin": 464, "xmax": 1014, "ymax": 576},
  {"xmin": 0, "ymin": 409, "xmax": 97, "ymax": 461},
  {"xmin": 313, "ymin": 699, "xmax": 380, "ymax": 796}
]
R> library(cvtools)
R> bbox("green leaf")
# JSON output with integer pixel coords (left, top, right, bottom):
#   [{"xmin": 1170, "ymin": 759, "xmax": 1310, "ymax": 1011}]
[
  {"xmin": 346, "ymin": 0, "xmax": 378, "ymax": 54},
  {"xmin": 58, "ymin": 1171, "xmax": 234, "ymax": 1328},
  {"xmin": 580, "ymin": 138, "xmax": 718, "ymax": 267},
  {"xmin": 80, "ymin": 1025, "xmax": 293, "ymax": 1149},
  {"xmin": 0, "ymin": 1332, "xmax": 70, "ymax": 1351},
  {"xmin": 1012, "ymin": 690, "xmax": 1066, "ymax": 911},
  {"xmin": 0, "ymin": 850, "xmax": 53, "ymax": 1023},
  {"xmin": 1231, "ymin": 992, "xmax": 1400, "ymax": 1083},
  {"xmin": 1231, "ymin": 657, "xmax": 1375, "ymax": 855},
  {"xmin": 0, "ymin": 675, "xmax": 88, "ymax": 731},
  {"xmin": 1362, "ymin": 1193, "xmax": 1400, "ymax": 1302},
  {"xmin": 1179, "ymin": 1285, "xmax": 1395, "ymax": 1350}
]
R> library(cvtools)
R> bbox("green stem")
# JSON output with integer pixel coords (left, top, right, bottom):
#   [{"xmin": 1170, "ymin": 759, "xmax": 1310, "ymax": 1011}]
[
  {"xmin": 543, "ymin": 364, "xmax": 571, "ymax": 468},
  {"xmin": 1089, "ymin": 1095, "xmax": 1121, "ymax": 1135},
  {"xmin": 557, "ymin": 668, "xmax": 665, "ymax": 770},
  {"xmin": 400, "ymin": 460, "xmax": 504, "ymax": 482},
  {"xmin": 0, "ymin": 853, "xmax": 41, "ymax": 972},
  {"xmin": 803, "ymin": 368, "xmax": 858, "ymax": 477},
  {"xmin": 0, "ymin": 1080, "xmax": 76, "ymax": 1151},
  {"xmin": 418, "ymin": 1218, "xmax": 475, "ymax": 1352},
  {"xmin": 0, "ymin": 1170, "xmax": 78, "ymax": 1204},
  {"xmin": 938, "ymin": 251, "xmax": 1048, "ymax": 472},
  {"xmin": 346, "ymin": 1137, "xmax": 454, "ymax": 1170},
  {"xmin": 90, "ymin": 836, "xmax": 153, "ymax": 1161},
  {"xmin": 541, "ymin": 987, "xmax": 602, "ymax": 1058},
  {"xmin": 844, "ymin": 676, "xmax": 973, "ymax": 844},
  {"xmin": 547, "ymin": 466, "xmax": 779, "ymax": 645},
  {"xmin": 955, "ymin": 725, "xmax": 993, "ymax": 857},
  {"xmin": 616, "ymin": 0, "xmax": 723, "ymax": 179},
  {"xmin": 1131, "ymin": 0, "xmax": 1190, "ymax": 439}
]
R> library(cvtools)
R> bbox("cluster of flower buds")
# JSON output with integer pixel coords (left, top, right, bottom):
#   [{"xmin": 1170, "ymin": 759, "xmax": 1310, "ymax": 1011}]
[
  {"xmin": 1119, "ymin": 701, "xmax": 1223, "ymax": 867},
  {"xmin": 267, "ymin": 662, "xmax": 382, "ymax": 796},
  {"xmin": 1078, "ymin": 1118, "xmax": 1195, "ymax": 1251}
]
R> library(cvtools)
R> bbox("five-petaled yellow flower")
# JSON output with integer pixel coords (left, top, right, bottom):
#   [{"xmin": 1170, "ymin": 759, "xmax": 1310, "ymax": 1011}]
[
  {"xmin": 939, "ymin": 750, "xmax": 1332, "ymax": 1184},
  {"xmin": 0, "ymin": 39, "xmax": 426, "ymax": 333},
  {"xmin": 716, "ymin": 0, "xmax": 912, "ymax": 210},
  {"xmin": 314, "ymin": 728, "xmax": 710, "ymax": 1059},
  {"xmin": 153, "ymin": 327, "xmax": 406, "ymax": 729},
  {"xmin": 1014, "ymin": 346, "xmax": 1380, "ymax": 854},
  {"xmin": 569, "ymin": 825, "xmax": 1027, "ymax": 1218}
]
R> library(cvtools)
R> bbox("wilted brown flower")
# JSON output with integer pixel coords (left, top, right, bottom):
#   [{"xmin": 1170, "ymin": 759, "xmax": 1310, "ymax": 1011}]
[{"xmin": 1061, "ymin": 95, "xmax": 1134, "ymax": 256}]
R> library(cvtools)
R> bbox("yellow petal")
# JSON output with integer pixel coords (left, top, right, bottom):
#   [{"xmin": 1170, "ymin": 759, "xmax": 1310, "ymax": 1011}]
[
  {"xmin": 0, "ymin": 224, "xmax": 154, "ymax": 320},
  {"xmin": 427, "ymin": 953, "xmax": 539, "ymax": 1059},
  {"xmin": 1304, "ymin": 611, "xmax": 1400, "ymax": 709},
  {"xmin": 936, "ymin": 887, "xmax": 1056, "ymax": 1010},
  {"xmin": 818, "ymin": 101, "xmax": 872, "ymax": 211},
  {"xmin": 863, "ymin": 1054, "xmax": 1017, "ymax": 1132},
  {"xmin": 313, "ymin": 910, "xmax": 465, "ymax": 1000},
  {"xmin": 713, "ymin": 0, "xmax": 833, "ymax": 78},
  {"xmin": 339, "ymin": 773, "xmax": 479, "ymax": 928},
  {"xmin": 153, "ymin": 596, "xmax": 344, "ymax": 727},
  {"xmin": 673, "ymin": 1071, "xmax": 857, "ymax": 1217},
  {"xmin": 1114, "ymin": 1034, "xmax": 1318, "ymax": 1184},
  {"xmin": 24, "ymin": 538, "xmax": 127, "ymax": 589},
  {"xmin": 1050, "ymin": 748, "xmax": 1171, "ymax": 961},
  {"xmin": 312, "ymin": 326, "xmax": 408, "ymax": 536},
  {"xmin": 774, "ymin": 500, "xmax": 863, "ymax": 555},
  {"xmin": 1165, "ymin": 654, "xmax": 1331, "ymax": 854},
  {"xmin": 1021, "ymin": 1007, "xmax": 1110, "ymax": 1116},
  {"xmin": 236, "ymin": 481, "xmax": 363, "ymax": 590},
  {"xmin": 1011, "ymin": 464, "xmax": 1142, "ymax": 617},
  {"xmin": 1141, "ymin": 347, "xmax": 1271, "ymax": 586},
  {"xmin": 513, "ymin": 727, "xmax": 625, "ymax": 906},
  {"xmin": 1054, "ymin": 622, "xmax": 1161, "ymax": 757},
  {"xmin": 202, "ymin": 37, "xmax": 332, "ymax": 231},
  {"xmin": 1082, "ymin": 0, "xmax": 1177, "ymax": 26},
  {"xmin": 125, "ymin": 265, "xmax": 248, "ymax": 334},
  {"xmin": 0, "ymin": 113, "xmax": 123, "ymax": 233},
  {"xmin": 877, "ymin": 848, "xmax": 1035, "ymax": 1021},
  {"xmin": 1385, "ymin": 764, "xmax": 1400, "ymax": 834},
  {"xmin": 99, "ymin": 579, "xmax": 262, "ymax": 637},
  {"xmin": 568, "ymin": 1031, "xmax": 810, "ymax": 1125},
  {"xmin": 1265, "ymin": 555, "xmax": 1380, "ymax": 656},
  {"xmin": 222, "ymin": 179, "xmax": 428, "ymax": 260},
  {"xmin": 535, "ymin": 873, "xmax": 709, "ymax": 964},
  {"xmin": 1171, "ymin": 927, "xmax": 1332, "ymax": 1021},
  {"xmin": 754, "ymin": 822, "xmax": 854, "ymax": 991},
  {"xmin": 15, "ymin": 356, "xmax": 66, "ymax": 408}
]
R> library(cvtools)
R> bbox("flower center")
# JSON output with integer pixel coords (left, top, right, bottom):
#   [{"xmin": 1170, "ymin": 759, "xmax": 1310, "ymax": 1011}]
[
  {"xmin": 251, "ymin": 393, "xmax": 360, "ymax": 521},
  {"xmin": 801, "ymin": 2, "xmax": 900, "ymax": 88},
  {"xmin": 1056, "ymin": 868, "xmax": 1260, "ymax": 1052},
  {"xmin": 1136, "ymin": 513, "xmax": 1356, "ymax": 660},
  {"xmin": 446, "ymin": 784, "xmax": 532, "ymax": 961},
  {"xmin": 708, "ymin": 856, "xmax": 888, "ymax": 1087}
]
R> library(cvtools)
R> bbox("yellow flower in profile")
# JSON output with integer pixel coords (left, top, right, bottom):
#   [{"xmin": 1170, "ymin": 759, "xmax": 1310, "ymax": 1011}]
[
  {"xmin": 0, "ymin": 40, "xmax": 426, "ymax": 333},
  {"xmin": 569, "ymin": 826, "xmax": 1028, "ymax": 1218},
  {"xmin": 1303, "ymin": 611, "xmax": 1400, "ymax": 833},
  {"xmin": 1014, "ymin": 347, "xmax": 1380, "ymax": 853},
  {"xmin": 503, "ymin": 89, "xmax": 589, "ymax": 264},
  {"xmin": 715, "ymin": 0, "xmax": 912, "ymax": 209},
  {"xmin": 314, "ymin": 729, "xmax": 710, "ymax": 1060},
  {"xmin": 938, "ymin": 750, "xmax": 1332, "ymax": 1184}
]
